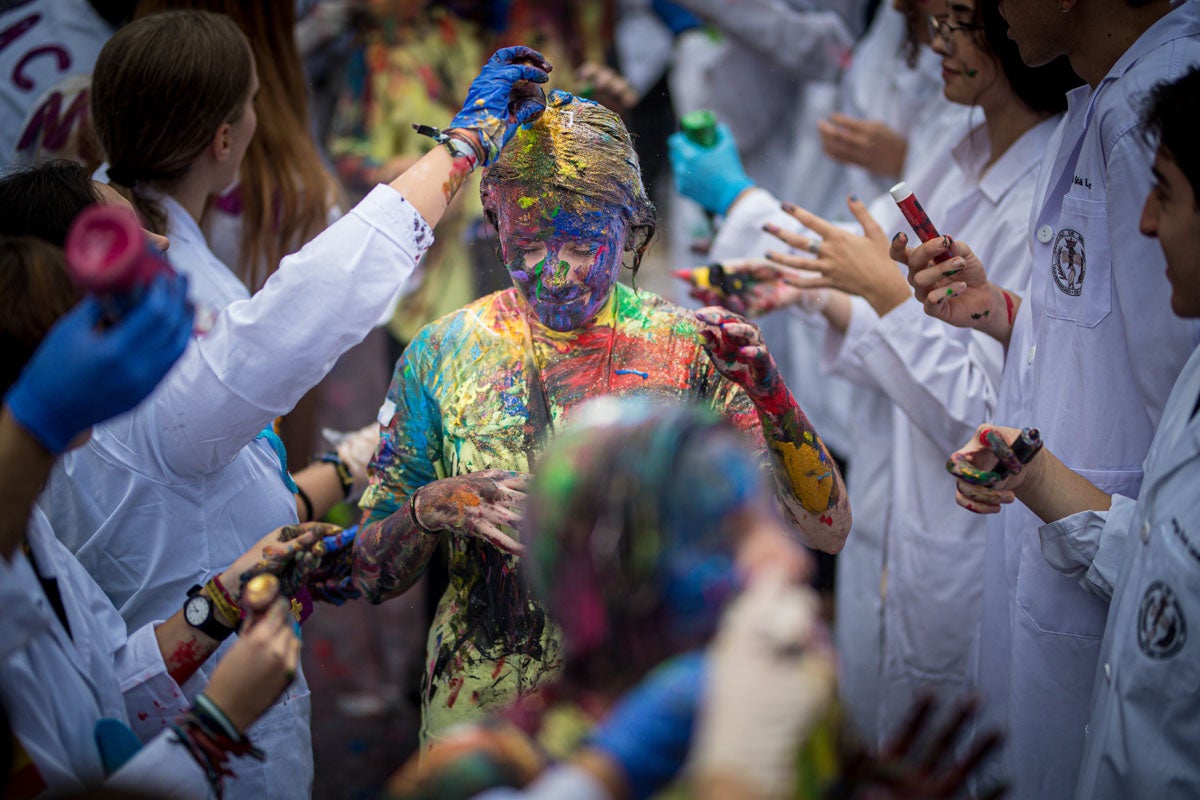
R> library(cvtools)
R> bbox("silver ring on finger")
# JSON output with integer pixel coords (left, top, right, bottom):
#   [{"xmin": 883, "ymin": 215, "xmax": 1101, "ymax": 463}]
[{"xmin": 807, "ymin": 239, "xmax": 822, "ymax": 257}]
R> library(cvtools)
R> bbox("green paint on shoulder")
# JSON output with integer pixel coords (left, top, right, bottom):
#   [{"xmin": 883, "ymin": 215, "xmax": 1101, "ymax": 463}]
[{"xmin": 517, "ymin": 197, "xmax": 537, "ymax": 209}]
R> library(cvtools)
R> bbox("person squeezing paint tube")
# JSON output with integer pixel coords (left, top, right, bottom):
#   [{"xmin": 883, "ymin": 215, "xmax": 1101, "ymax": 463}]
[{"xmin": 352, "ymin": 89, "xmax": 850, "ymax": 745}]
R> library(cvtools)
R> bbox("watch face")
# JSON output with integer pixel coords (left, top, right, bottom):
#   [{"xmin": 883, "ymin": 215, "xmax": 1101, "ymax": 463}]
[{"xmin": 185, "ymin": 595, "xmax": 210, "ymax": 626}]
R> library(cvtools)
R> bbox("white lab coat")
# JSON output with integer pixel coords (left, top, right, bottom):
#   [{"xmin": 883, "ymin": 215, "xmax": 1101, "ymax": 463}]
[
  {"xmin": 818, "ymin": 118, "xmax": 1057, "ymax": 745},
  {"xmin": 1039, "ymin": 344, "xmax": 1200, "ymax": 799},
  {"xmin": 705, "ymin": 7, "xmax": 967, "ymax": 458},
  {"xmin": 0, "ymin": 0, "xmax": 111, "ymax": 165},
  {"xmin": 969, "ymin": 5, "xmax": 1200, "ymax": 797},
  {"xmin": 0, "ymin": 509, "xmax": 210, "ymax": 798},
  {"xmin": 39, "ymin": 184, "xmax": 430, "ymax": 799}
]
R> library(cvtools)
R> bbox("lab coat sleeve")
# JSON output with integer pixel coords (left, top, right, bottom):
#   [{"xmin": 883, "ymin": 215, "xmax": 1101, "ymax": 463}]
[
  {"xmin": 820, "ymin": 295, "xmax": 886, "ymax": 391},
  {"xmin": 709, "ymin": 188, "xmax": 797, "ymax": 263},
  {"xmin": 146, "ymin": 185, "xmax": 433, "ymax": 478},
  {"xmin": 105, "ymin": 729, "xmax": 212, "ymax": 799},
  {"xmin": 848, "ymin": 300, "xmax": 1005, "ymax": 453},
  {"xmin": 1036, "ymin": 493, "xmax": 1137, "ymax": 602},
  {"xmin": 670, "ymin": 0, "xmax": 856, "ymax": 80},
  {"xmin": 472, "ymin": 764, "xmax": 611, "ymax": 800}
]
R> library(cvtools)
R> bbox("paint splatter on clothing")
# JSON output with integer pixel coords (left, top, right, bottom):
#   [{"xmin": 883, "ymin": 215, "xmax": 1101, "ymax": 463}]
[{"xmin": 358, "ymin": 283, "xmax": 762, "ymax": 740}]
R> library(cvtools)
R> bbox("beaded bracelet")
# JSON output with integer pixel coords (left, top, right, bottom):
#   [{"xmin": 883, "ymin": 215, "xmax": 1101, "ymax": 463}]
[
  {"xmin": 171, "ymin": 694, "xmax": 264, "ymax": 799},
  {"xmin": 317, "ymin": 451, "xmax": 354, "ymax": 499}
]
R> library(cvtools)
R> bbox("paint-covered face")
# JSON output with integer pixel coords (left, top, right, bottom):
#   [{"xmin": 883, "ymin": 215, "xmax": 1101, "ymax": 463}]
[
  {"xmin": 1140, "ymin": 148, "xmax": 1200, "ymax": 318},
  {"xmin": 494, "ymin": 183, "xmax": 627, "ymax": 332}
]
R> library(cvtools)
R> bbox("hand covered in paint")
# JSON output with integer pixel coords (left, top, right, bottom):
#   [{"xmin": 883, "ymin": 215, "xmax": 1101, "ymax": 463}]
[
  {"xmin": 674, "ymin": 260, "xmax": 810, "ymax": 318},
  {"xmin": 221, "ymin": 522, "xmax": 340, "ymax": 614},
  {"xmin": 204, "ymin": 577, "xmax": 301, "ymax": 734},
  {"xmin": 449, "ymin": 46, "xmax": 552, "ymax": 167},
  {"xmin": 667, "ymin": 123, "xmax": 755, "ymax": 215},
  {"xmin": 412, "ymin": 470, "xmax": 530, "ymax": 555},
  {"xmin": 691, "ymin": 569, "xmax": 836, "ymax": 797},
  {"xmin": 587, "ymin": 652, "xmax": 706, "ymax": 800},
  {"xmin": 818, "ymin": 113, "xmax": 906, "ymax": 178},
  {"xmin": 765, "ymin": 198, "xmax": 911, "ymax": 316},
  {"xmin": 891, "ymin": 232, "xmax": 1017, "ymax": 340},
  {"xmin": 695, "ymin": 307, "xmax": 781, "ymax": 401},
  {"xmin": 4, "ymin": 272, "xmax": 193, "ymax": 453},
  {"xmin": 947, "ymin": 424, "xmax": 1044, "ymax": 515},
  {"xmin": 831, "ymin": 694, "xmax": 1007, "ymax": 800}
]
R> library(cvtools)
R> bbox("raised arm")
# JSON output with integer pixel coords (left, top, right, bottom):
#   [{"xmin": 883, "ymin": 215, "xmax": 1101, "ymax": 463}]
[{"xmin": 696, "ymin": 308, "xmax": 850, "ymax": 551}]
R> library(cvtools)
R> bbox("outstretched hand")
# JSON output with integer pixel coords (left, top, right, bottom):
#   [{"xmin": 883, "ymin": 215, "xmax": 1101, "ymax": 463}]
[
  {"xmin": 674, "ymin": 260, "xmax": 809, "ymax": 317},
  {"xmin": 695, "ymin": 307, "xmax": 781, "ymax": 401},
  {"xmin": 831, "ymin": 694, "xmax": 1006, "ymax": 800},
  {"xmin": 413, "ymin": 470, "xmax": 530, "ymax": 555},
  {"xmin": 449, "ymin": 46, "xmax": 552, "ymax": 166},
  {"xmin": 764, "ymin": 198, "xmax": 910, "ymax": 314}
]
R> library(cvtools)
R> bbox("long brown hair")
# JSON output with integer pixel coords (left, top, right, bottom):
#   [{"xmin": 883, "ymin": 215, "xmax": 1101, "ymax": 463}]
[
  {"xmin": 135, "ymin": 0, "xmax": 342, "ymax": 290},
  {"xmin": 91, "ymin": 10, "xmax": 253, "ymax": 235}
]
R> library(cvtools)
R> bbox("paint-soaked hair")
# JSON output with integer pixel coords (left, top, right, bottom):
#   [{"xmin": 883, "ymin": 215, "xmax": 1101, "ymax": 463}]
[
  {"xmin": 0, "ymin": 237, "xmax": 83, "ymax": 397},
  {"xmin": 0, "ymin": 160, "xmax": 101, "ymax": 247},
  {"xmin": 522, "ymin": 400, "xmax": 761, "ymax": 695},
  {"xmin": 976, "ymin": 0, "xmax": 1081, "ymax": 114},
  {"xmin": 480, "ymin": 90, "xmax": 656, "ymax": 275},
  {"xmin": 90, "ymin": 10, "xmax": 253, "ymax": 235},
  {"xmin": 1143, "ymin": 67, "xmax": 1200, "ymax": 205}
]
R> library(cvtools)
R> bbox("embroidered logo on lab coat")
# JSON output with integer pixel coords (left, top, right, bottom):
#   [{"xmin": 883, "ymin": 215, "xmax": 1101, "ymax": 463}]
[
  {"xmin": 1051, "ymin": 228, "xmax": 1086, "ymax": 296},
  {"xmin": 1138, "ymin": 580, "xmax": 1186, "ymax": 659}
]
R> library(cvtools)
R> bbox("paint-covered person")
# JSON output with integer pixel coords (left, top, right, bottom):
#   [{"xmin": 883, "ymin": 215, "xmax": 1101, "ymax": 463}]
[
  {"xmin": 944, "ymin": 67, "xmax": 1200, "ymax": 800},
  {"xmin": 352, "ymin": 89, "xmax": 850, "ymax": 743},
  {"xmin": 9, "ymin": 16, "xmax": 551, "ymax": 797},
  {"xmin": 679, "ymin": 0, "xmax": 1080, "ymax": 748},
  {"xmin": 381, "ymin": 400, "xmax": 835, "ymax": 800},
  {"xmin": 0, "ymin": 236, "xmax": 309, "ymax": 798},
  {"xmin": 892, "ymin": 1, "xmax": 1200, "ymax": 796}
]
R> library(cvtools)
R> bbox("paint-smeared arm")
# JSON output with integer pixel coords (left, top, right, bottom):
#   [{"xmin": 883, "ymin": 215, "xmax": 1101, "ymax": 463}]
[{"xmin": 697, "ymin": 308, "xmax": 850, "ymax": 552}]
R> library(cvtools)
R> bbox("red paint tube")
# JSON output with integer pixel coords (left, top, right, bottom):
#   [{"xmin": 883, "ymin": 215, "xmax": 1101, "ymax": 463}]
[
  {"xmin": 890, "ymin": 181, "xmax": 953, "ymax": 263},
  {"xmin": 65, "ymin": 204, "xmax": 173, "ymax": 318}
]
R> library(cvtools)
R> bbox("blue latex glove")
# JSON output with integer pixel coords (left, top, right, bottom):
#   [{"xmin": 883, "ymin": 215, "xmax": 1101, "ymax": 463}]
[
  {"xmin": 667, "ymin": 123, "xmax": 755, "ymax": 215},
  {"xmin": 587, "ymin": 652, "xmax": 707, "ymax": 800},
  {"xmin": 651, "ymin": 0, "xmax": 703, "ymax": 35},
  {"xmin": 5, "ymin": 273, "xmax": 193, "ymax": 453},
  {"xmin": 449, "ymin": 45, "xmax": 552, "ymax": 167}
]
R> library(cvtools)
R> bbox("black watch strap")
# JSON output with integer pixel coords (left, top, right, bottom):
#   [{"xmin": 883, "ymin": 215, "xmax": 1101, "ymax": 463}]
[{"xmin": 184, "ymin": 584, "xmax": 235, "ymax": 641}]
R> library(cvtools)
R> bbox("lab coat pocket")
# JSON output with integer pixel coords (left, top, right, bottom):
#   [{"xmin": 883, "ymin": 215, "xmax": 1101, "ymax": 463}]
[
  {"xmin": 1015, "ymin": 517, "xmax": 1109, "ymax": 638},
  {"xmin": 1043, "ymin": 196, "xmax": 1111, "ymax": 328},
  {"xmin": 1121, "ymin": 520, "xmax": 1200, "ymax": 702},
  {"xmin": 889, "ymin": 521, "xmax": 986, "ymax": 679}
]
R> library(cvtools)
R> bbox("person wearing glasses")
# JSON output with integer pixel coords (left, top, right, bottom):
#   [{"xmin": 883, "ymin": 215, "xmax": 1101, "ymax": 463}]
[
  {"xmin": 673, "ymin": 0, "xmax": 1081, "ymax": 750},
  {"xmin": 893, "ymin": 1, "xmax": 1200, "ymax": 796}
]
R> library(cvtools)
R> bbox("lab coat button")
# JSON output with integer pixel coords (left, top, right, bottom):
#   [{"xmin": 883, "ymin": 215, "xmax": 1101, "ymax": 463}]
[
  {"xmin": 1104, "ymin": 663, "xmax": 1112, "ymax": 683},
  {"xmin": 1036, "ymin": 225, "xmax": 1054, "ymax": 244},
  {"xmin": 1141, "ymin": 521, "xmax": 1151, "ymax": 543},
  {"xmin": 1026, "ymin": 345, "xmax": 1037, "ymax": 365}
]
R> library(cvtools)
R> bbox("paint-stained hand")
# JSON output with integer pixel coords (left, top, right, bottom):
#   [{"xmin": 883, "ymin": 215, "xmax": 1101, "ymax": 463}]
[
  {"xmin": 695, "ymin": 307, "xmax": 781, "ymax": 400},
  {"xmin": 764, "ymin": 198, "xmax": 911, "ymax": 315},
  {"xmin": 220, "ymin": 522, "xmax": 337, "ymax": 610},
  {"xmin": 204, "ymin": 582, "xmax": 302, "ymax": 734},
  {"xmin": 449, "ymin": 46, "xmax": 552, "ymax": 166},
  {"xmin": 832, "ymin": 694, "xmax": 1007, "ymax": 800},
  {"xmin": 947, "ymin": 424, "xmax": 1042, "ymax": 515},
  {"xmin": 818, "ymin": 113, "xmax": 906, "ymax": 178},
  {"xmin": 413, "ymin": 470, "xmax": 530, "ymax": 555},
  {"xmin": 576, "ymin": 62, "xmax": 639, "ymax": 113},
  {"xmin": 673, "ymin": 260, "xmax": 809, "ymax": 318},
  {"xmin": 892, "ymin": 232, "xmax": 1013, "ymax": 333}
]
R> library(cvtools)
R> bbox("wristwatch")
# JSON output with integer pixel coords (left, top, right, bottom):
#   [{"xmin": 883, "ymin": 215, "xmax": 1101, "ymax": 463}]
[{"xmin": 184, "ymin": 584, "xmax": 235, "ymax": 641}]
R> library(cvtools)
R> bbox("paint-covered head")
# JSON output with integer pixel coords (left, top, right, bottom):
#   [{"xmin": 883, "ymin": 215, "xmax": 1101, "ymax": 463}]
[
  {"xmin": 480, "ymin": 90, "xmax": 656, "ymax": 332},
  {"xmin": 522, "ymin": 400, "xmax": 764, "ymax": 693}
]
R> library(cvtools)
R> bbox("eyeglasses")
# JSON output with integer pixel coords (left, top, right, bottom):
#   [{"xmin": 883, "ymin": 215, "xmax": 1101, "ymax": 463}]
[{"xmin": 927, "ymin": 15, "xmax": 985, "ymax": 54}]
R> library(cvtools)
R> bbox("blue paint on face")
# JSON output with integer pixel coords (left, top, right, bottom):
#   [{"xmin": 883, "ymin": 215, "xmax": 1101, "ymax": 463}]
[{"xmin": 495, "ymin": 185, "xmax": 628, "ymax": 332}]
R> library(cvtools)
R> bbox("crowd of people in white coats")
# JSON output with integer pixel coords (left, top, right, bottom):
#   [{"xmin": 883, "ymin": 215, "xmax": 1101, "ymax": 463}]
[{"xmin": 1, "ymin": 0, "xmax": 1199, "ymax": 798}]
